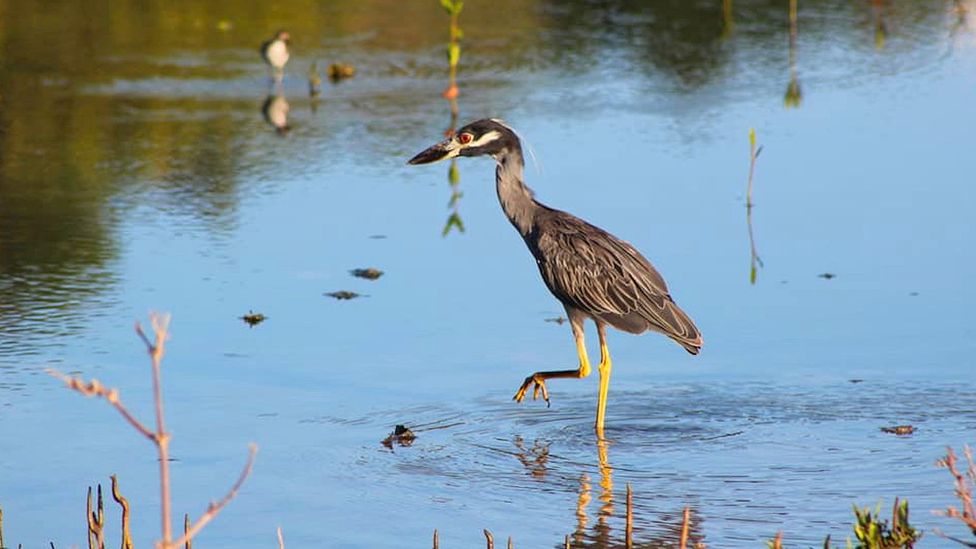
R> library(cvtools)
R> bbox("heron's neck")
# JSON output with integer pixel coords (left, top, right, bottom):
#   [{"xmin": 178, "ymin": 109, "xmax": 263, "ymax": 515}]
[{"xmin": 494, "ymin": 149, "xmax": 536, "ymax": 236}]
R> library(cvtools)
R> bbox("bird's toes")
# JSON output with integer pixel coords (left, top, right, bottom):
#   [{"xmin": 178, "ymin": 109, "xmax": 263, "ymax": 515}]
[
  {"xmin": 533, "ymin": 380, "xmax": 551, "ymax": 407},
  {"xmin": 513, "ymin": 374, "xmax": 540, "ymax": 403}
]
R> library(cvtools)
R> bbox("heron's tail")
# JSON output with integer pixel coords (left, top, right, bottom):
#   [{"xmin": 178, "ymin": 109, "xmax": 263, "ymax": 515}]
[{"xmin": 667, "ymin": 302, "xmax": 702, "ymax": 355}]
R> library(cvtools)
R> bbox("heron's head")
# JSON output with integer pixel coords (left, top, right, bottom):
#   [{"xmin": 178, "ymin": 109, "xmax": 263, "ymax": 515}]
[{"xmin": 408, "ymin": 118, "xmax": 521, "ymax": 165}]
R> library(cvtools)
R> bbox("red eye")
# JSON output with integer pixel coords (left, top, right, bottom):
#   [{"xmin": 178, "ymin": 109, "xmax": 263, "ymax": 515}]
[{"xmin": 458, "ymin": 133, "xmax": 473, "ymax": 145}]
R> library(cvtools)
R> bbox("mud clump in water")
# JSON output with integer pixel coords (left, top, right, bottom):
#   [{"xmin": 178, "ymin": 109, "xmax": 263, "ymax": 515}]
[
  {"xmin": 350, "ymin": 268, "xmax": 384, "ymax": 280},
  {"xmin": 325, "ymin": 291, "xmax": 365, "ymax": 300},
  {"xmin": 381, "ymin": 424, "xmax": 416, "ymax": 448},
  {"xmin": 881, "ymin": 425, "xmax": 915, "ymax": 436},
  {"xmin": 240, "ymin": 311, "xmax": 267, "ymax": 327}
]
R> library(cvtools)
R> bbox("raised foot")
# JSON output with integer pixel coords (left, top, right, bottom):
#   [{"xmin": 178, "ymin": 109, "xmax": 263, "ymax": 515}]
[{"xmin": 513, "ymin": 373, "xmax": 551, "ymax": 407}]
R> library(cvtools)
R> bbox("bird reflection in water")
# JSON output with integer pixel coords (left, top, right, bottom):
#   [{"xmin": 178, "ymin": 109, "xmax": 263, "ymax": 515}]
[
  {"xmin": 261, "ymin": 89, "xmax": 290, "ymax": 136},
  {"xmin": 526, "ymin": 438, "xmax": 707, "ymax": 549},
  {"xmin": 513, "ymin": 436, "xmax": 550, "ymax": 479},
  {"xmin": 568, "ymin": 438, "xmax": 615, "ymax": 548}
]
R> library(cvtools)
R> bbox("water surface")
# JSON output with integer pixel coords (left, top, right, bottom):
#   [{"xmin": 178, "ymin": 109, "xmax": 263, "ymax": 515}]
[{"xmin": 1, "ymin": 1, "xmax": 975, "ymax": 547}]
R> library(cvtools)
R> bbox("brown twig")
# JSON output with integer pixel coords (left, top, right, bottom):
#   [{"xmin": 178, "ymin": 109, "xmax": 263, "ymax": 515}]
[
  {"xmin": 136, "ymin": 313, "xmax": 173, "ymax": 543},
  {"xmin": 163, "ymin": 443, "xmax": 259, "ymax": 549},
  {"xmin": 507, "ymin": 536, "xmax": 513, "ymax": 549},
  {"xmin": 484, "ymin": 529, "xmax": 494, "ymax": 549},
  {"xmin": 86, "ymin": 487, "xmax": 92, "ymax": 549},
  {"xmin": 45, "ymin": 370, "xmax": 155, "ymax": 442},
  {"xmin": 184, "ymin": 514, "xmax": 190, "ymax": 549},
  {"xmin": 433, "ymin": 529, "xmax": 439, "ymax": 549},
  {"xmin": 111, "ymin": 475, "xmax": 133, "ymax": 549},
  {"xmin": 0, "ymin": 506, "xmax": 5, "ymax": 549},
  {"xmin": 679, "ymin": 506, "xmax": 691, "ymax": 549},
  {"xmin": 97, "ymin": 485, "xmax": 105, "ymax": 549},
  {"xmin": 625, "ymin": 484, "xmax": 633, "ymax": 548},
  {"xmin": 277, "ymin": 526, "xmax": 285, "ymax": 549},
  {"xmin": 53, "ymin": 313, "xmax": 254, "ymax": 549},
  {"xmin": 87, "ymin": 485, "xmax": 105, "ymax": 549}
]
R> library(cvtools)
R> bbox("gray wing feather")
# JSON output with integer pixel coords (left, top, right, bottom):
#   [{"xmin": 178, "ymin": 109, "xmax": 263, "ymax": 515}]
[{"xmin": 530, "ymin": 210, "xmax": 702, "ymax": 353}]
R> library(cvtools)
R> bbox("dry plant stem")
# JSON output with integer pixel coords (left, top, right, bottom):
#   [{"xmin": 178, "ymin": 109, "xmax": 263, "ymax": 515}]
[
  {"xmin": 87, "ymin": 485, "xmax": 105, "ymax": 549},
  {"xmin": 45, "ymin": 371, "xmax": 155, "ymax": 442},
  {"xmin": 87, "ymin": 488, "xmax": 94, "ymax": 549},
  {"xmin": 679, "ymin": 506, "xmax": 691, "ymax": 549},
  {"xmin": 772, "ymin": 531, "xmax": 783, "ymax": 549},
  {"xmin": 163, "ymin": 444, "xmax": 258, "ymax": 549},
  {"xmin": 184, "ymin": 514, "xmax": 190, "ymax": 549},
  {"xmin": 277, "ymin": 526, "xmax": 285, "ymax": 549},
  {"xmin": 625, "ymin": 484, "xmax": 633, "ymax": 548},
  {"xmin": 97, "ymin": 485, "xmax": 106, "ymax": 549},
  {"xmin": 484, "ymin": 529, "xmax": 494, "ymax": 549},
  {"xmin": 111, "ymin": 475, "xmax": 134, "ymax": 549},
  {"xmin": 0, "ymin": 506, "xmax": 4, "ymax": 549},
  {"xmin": 564, "ymin": 534, "xmax": 570, "ymax": 549},
  {"xmin": 433, "ymin": 529, "xmax": 439, "ymax": 549},
  {"xmin": 507, "ymin": 536, "xmax": 513, "ymax": 549},
  {"xmin": 136, "ymin": 315, "xmax": 173, "ymax": 543}
]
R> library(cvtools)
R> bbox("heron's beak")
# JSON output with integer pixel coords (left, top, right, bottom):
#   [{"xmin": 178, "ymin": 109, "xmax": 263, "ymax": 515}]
[{"xmin": 407, "ymin": 139, "xmax": 460, "ymax": 165}]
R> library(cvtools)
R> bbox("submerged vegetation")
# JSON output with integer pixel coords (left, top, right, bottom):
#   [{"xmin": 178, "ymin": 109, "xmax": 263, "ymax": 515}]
[
  {"xmin": 746, "ymin": 128, "xmax": 764, "ymax": 284},
  {"xmin": 441, "ymin": 0, "xmax": 466, "ymax": 237}
]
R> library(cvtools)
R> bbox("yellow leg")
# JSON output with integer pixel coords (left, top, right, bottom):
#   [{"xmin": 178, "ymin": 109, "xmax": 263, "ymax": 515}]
[
  {"xmin": 595, "ymin": 323, "xmax": 612, "ymax": 437},
  {"xmin": 513, "ymin": 322, "xmax": 591, "ymax": 406}
]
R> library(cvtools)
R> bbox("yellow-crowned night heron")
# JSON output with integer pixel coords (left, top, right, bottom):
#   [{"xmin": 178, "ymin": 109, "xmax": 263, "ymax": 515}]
[
  {"xmin": 408, "ymin": 119, "xmax": 702, "ymax": 435},
  {"xmin": 261, "ymin": 30, "xmax": 291, "ymax": 81}
]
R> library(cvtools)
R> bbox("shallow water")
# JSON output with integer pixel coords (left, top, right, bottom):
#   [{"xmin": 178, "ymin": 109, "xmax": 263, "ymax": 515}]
[{"xmin": 1, "ymin": 0, "xmax": 975, "ymax": 547}]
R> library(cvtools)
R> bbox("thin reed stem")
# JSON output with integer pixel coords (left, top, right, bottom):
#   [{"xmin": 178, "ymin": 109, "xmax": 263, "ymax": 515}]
[
  {"xmin": 111, "ymin": 475, "xmax": 133, "ymax": 549},
  {"xmin": 625, "ymin": 484, "xmax": 633, "ymax": 548},
  {"xmin": 136, "ymin": 314, "xmax": 173, "ymax": 543},
  {"xmin": 679, "ymin": 506, "xmax": 690, "ymax": 549}
]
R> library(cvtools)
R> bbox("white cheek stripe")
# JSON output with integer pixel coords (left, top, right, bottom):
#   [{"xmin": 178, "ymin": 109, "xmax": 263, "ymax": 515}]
[{"xmin": 467, "ymin": 130, "xmax": 502, "ymax": 149}]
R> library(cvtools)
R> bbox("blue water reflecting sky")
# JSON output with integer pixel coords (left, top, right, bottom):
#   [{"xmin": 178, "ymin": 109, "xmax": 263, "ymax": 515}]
[{"xmin": 1, "ymin": 1, "xmax": 975, "ymax": 547}]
